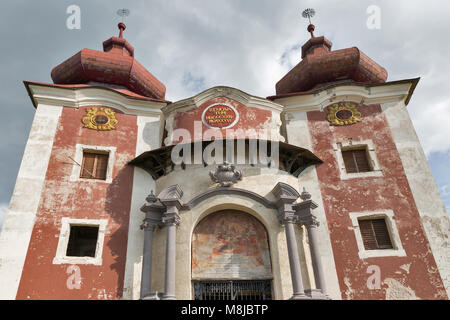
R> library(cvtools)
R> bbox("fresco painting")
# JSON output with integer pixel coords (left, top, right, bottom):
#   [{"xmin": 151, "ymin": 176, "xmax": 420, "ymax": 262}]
[{"xmin": 192, "ymin": 211, "xmax": 272, "ymax": 279}]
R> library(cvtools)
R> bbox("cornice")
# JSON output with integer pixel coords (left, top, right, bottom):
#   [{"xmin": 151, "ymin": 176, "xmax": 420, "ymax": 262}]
[
  {"xmin": 162, "ymin": 86, "xmax": 284, "ymax": 116},
  {"xmin": 271, "ymin": 78, "xmax": 419, "ymax": 113},
  {"xmin": 24, "ymin": 82, "xmax": 168, "ymax": 117}
]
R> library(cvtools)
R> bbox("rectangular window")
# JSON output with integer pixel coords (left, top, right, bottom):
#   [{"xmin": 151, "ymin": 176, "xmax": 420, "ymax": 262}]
[
  {"xmin": 358, "ymin": 218, "xmax": 393, "ymax": 250},
  {"xmin": 80, "ymin": 151, "xmax": 109, "ymax": 180},
  {"xmin": 66, "ymin": 225, "xmax": 99, "ymax": 257},
  {"xmin": 342, "ymin": 148, "xmax": 371, "ymax": 173}
]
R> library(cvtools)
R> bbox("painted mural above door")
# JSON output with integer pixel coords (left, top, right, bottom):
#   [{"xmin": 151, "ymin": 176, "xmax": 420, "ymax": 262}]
[{"xmin": 192, "ymin": 210, "xmax": 272, "ymax": 280}]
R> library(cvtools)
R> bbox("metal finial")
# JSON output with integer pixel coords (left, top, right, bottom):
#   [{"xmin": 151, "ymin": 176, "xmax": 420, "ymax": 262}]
[
  {"xmin": 116, "ymin": 8, "xmax": 130, "ymax": 22},
  {"xmin": 302, "ymin": 8, "xmax": 316, "ymax": 38},
  {"xmin": 302, "ymin": 8, "xmax": 315, "ymax": 24},
  {"xmin": 116, "ymin": 8, "xmax": 130, "ymax": 38}
]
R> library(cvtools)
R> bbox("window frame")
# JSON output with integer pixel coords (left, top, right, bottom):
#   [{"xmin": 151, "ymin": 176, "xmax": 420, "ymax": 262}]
[
  {"xmin": 341, "ymin": 148, "xmax": 372, "ymax": 174},
  {"xmin": 333, "ymin": 139, "xmax": 383, "ymax": 180},
  {"xmin": 80, "ymin": 150, "xmax": 109, "ymax": 180},
  {"xmin": 53, "ymin": 218, "xmax": 108, "ymax": 265},
  {"xmin": 70, "ymin": 144, "xmax": 116, "ymax": 183},
  {"xmin": 349, "ymin": 210, "xmax": 406, "ymax": 259},
  {"xmin": 66, "ymin": 225, "xmax": 100, "ymax": 258},
  {"xmin": 358, "ymin": 218, "xmax": 393, "ymax": 250}
]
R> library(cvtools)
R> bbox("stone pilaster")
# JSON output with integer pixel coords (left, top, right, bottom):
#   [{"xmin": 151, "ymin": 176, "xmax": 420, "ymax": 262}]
[
  {"xmin": 139, "ymin": 191, "xmax": 164, "ymax": 300},
  {"xmin": 294, "ymin": 188, "xmax": 330, "ymax": 300},
  {"xmin": 271, "ymin": 182, "xmax": 309, "ymax": 300},
  {"xmin": 158, "ymin": 185, "xmax": 183, "ymax": 300}
]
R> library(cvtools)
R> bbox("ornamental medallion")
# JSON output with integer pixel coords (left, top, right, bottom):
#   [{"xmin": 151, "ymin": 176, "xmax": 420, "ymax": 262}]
[
  {"xmin": 82, "ymin": 107, "xmax": 118, "ymax": 131},
  {"xmin": 326, "ymin": 102, "xmax": 362, "ymax": 126}
]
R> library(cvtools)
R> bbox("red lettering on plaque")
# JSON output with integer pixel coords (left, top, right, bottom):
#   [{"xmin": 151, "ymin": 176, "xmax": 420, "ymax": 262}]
[{"xmin": 202, "ymin": 104, "xmax": 238, "ymax": 129}]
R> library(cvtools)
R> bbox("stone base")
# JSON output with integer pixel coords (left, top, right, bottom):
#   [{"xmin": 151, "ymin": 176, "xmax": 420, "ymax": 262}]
[
  {"xmin": 289, "ymin": 293, "xmax": 312, "ymax": 300},
  {"xmin": 305, "ymin": 289, "xmax": 330, "ymax": 300},
  {"xmin": 142, "ymin": 292, "xmax": 163, "ymax": 300},
  {"xmin": 161, "ymin": 294, "xmax": 176, "ymax": 300}
]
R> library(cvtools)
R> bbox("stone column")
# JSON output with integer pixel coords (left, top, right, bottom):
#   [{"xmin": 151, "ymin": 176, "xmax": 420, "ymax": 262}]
[
  {"xmin": 271, "ymin": 182, "xmax": 308, "ymax": 300},
  {"xmin": 139, "ymin": 191, "xmax": 163, "ymax": 300},
  {"xmin": 158, "ymin": 185, "xmax": 183, "ymax": 300},
  {"xmin": 294, "ymin": 188, "xmax": 329, "ymax": 300},
  {"xmin": 284, "ymin": 219, "xmax": 308, "ymax": 299}
]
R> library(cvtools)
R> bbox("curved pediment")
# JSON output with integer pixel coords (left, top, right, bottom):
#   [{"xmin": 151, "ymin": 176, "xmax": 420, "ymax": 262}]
[
  {"xmin": 162, "ymin": 86, "xmax": 285, "ymax": 146},
  {"xmin": 162, "ymin": 86, "xmax": 283, "ymax": 115}
]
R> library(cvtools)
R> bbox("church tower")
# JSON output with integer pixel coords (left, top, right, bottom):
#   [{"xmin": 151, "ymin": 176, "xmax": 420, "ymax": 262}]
[{"xmin": 0, "ymin": 13, "xmax": 448, "ymax": 300}]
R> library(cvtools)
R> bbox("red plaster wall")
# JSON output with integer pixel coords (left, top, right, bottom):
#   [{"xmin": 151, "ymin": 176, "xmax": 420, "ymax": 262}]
[
  {"xmin": 171, "ymin": 97, "xmax": 272, "ymax": 144},
  {"xmin": 16, "ymin": 106, "xmax": 137, "ymax": 300},
  {"xmin": 308, "ymin": 103, "xmax": 447, "ymax": 299}
]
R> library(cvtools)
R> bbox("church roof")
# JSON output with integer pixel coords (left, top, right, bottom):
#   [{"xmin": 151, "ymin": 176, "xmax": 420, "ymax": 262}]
[
  {"xmin": 50, "ymin": 23, "xmax": 166, "ymax": 100},
  {"xmin": 275, "ymin": 23, "xmax": 388, "ymax": 96}
]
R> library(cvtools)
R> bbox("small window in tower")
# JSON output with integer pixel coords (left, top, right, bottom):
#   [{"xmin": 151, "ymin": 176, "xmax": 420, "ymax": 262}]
[
  {"xmin": 342, "ymin": 148, "xmax": 371, "ymax": 173},
  {"xmin": 80, "ymin": 151, "xmax": 109, "ymax": 180},
  {"xmin": 358, "ymin": 218, "xmax": 393, "ymax": 250},
  {"xmin": 66, "ymin": 225, "xmax": 99, "ymax": 257}
]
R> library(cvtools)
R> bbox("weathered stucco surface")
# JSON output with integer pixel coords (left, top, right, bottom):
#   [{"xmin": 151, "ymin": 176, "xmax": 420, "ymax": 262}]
[
  {"xmin": 0, "ymin": 104, "xmax": 61, "ymax": 299},
  {"xmin": 307, "ymin": 102, "xmax": 447, "ymax": 299},
  {"xmin": 15, "ymin": 106, "xmax": 137, "ymax": 299},
  {"xmin": 163, "ymin": 87, "xmax": 284, "ymax": 146},
  {"xmin": 283, "ymin": 110, "xmax": 343, "ymax": 300},
  {"xmin": 382, "ymin": 101, "xmax": 450, "ymax": 295},
  {"xmin": 122, "ymin": 114, "xmax": 161, "ymax": 300}
]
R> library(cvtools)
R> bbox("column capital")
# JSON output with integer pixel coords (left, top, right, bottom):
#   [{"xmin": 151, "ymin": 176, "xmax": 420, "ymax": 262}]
[
  {"xmin": 271, "ymin": 182, "xmax": 301, "ymax": 224},
  {"xmin": 140, "ymin": 219, "xmax": 159, "ymax": 231},
  {"xmin": 161, "ymin": 211, "xmax": 181, "ymax": 226},
  {"xmin": 159, "ymin": 185, "xmax": 183, "ymax": 227},
  {"xmin": 293, "ymin": 188, "xmax": 319, "ymax": 227},
  {"xmin": 295, "ymin": 213, "xmax": 320, "ymax": 228},
  {"xmin": 140, "ymin": 190, "xmax": 164, "ymax": 230},
  {"xmin": 158, "ymin": 185, "xmax": 184, "ymax": 204}
]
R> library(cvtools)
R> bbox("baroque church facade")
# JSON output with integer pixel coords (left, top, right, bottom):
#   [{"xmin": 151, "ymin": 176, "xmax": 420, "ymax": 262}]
[{"xmin": 0, "ymin": 19, "xmax": 449, "ymax": 300}]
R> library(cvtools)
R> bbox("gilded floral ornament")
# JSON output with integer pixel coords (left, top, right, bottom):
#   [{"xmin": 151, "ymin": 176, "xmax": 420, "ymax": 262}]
[
  {"xmin": 326, "ymin": 102, "xmax": 362, "ymax": 126},
  {"xmin": 82, "ymin": 107, "xmax": 118, "ymax": 130}
]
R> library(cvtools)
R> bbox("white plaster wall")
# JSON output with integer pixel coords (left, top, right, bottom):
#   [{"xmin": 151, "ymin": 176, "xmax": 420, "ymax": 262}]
[
  {"xmin": 0, "ymin": 104, "xmax": 61, "ymax": 299},
  {"xmin": 382, "ymin": 101, "xmax": 450, "ymax": 295},
  {"xmin": 284, "ymin": 110, "xmax": 343, "ymax": 300},
  {"xmin": 122, "ymin": 115, "xmax": 161, "ymax": 300}
]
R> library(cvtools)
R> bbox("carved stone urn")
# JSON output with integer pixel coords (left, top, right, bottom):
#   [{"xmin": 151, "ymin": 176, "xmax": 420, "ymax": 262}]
[{"xmin": 209, "ymin": 162, "xmax": 243, "ymax": 187}]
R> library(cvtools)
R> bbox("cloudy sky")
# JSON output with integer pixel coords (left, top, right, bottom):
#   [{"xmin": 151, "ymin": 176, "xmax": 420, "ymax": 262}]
[{"xmin": 0, "ymin": 0, "xmax": 449, "ymax": 229}]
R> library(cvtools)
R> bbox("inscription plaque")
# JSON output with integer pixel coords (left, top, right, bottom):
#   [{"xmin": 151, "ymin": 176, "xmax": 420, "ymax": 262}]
[{"xmin": 202, "ymin": 103, "xmax": 239, "ymax": 129}]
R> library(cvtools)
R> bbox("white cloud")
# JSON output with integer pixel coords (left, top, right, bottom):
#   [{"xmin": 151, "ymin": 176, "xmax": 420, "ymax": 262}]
[
  {"xmin": 441, "ymin": 185, "xmax": 450, "ymax": 197},
  {"xmin": 412, "ymin": 99, "xmax": 450, "ymax": 155}
]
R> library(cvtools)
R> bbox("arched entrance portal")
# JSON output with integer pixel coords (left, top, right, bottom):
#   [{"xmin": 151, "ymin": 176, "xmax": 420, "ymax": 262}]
[{"xmin": 192, "ymin": 210, "xmax": 272, "ymax": 300}]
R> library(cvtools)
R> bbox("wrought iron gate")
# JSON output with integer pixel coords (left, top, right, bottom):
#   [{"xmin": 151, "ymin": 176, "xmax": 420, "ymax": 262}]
[{"xmin": 193, "ymin": 280, "xmax": 272, "ymax": 300}]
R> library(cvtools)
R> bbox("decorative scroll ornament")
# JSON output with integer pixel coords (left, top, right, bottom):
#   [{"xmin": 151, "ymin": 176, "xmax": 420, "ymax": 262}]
[
  {"xmin": 82, "ymin": 107, "xmax": 118, "ymax": 130},
  {"xmin": 209, "ymin": 162, "xmax": 243, "ymax": 187},
  {"xmin": 326, "ymin": 102, "xmax": 361, "ymax": 126}
]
